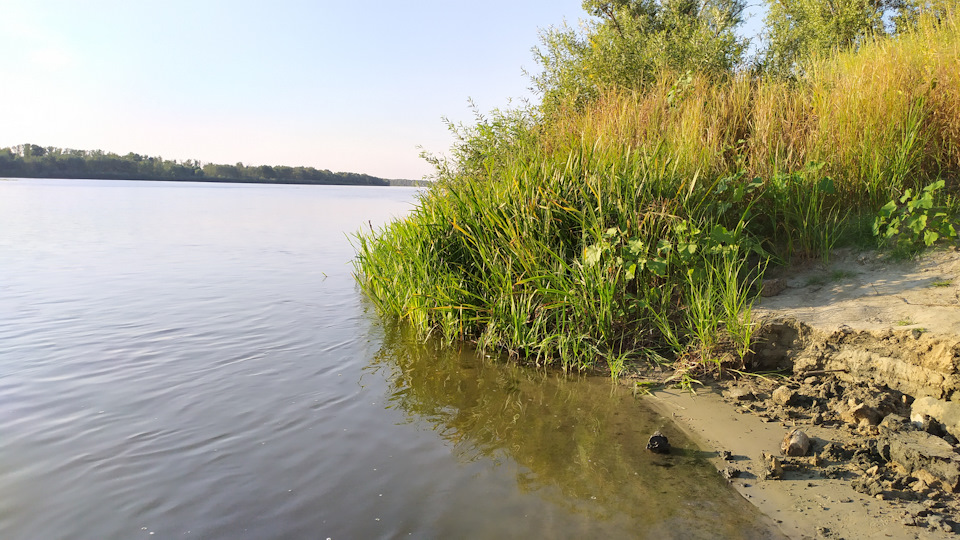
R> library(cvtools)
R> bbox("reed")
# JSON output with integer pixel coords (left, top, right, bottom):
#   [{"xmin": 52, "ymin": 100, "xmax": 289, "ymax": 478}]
[{"xmin": 354, "ymin": 12, "xmax": 959, "ymax": 377}]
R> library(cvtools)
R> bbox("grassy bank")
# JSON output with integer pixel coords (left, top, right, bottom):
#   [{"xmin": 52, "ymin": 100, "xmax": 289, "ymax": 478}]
[{"xmin": 354, "ymin": 12, "xmax": 960, "ymax": 379}]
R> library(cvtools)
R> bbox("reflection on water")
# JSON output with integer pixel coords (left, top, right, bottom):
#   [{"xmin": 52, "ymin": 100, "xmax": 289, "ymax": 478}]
[
  {"xmin": 368, "ymin": 325, "xmax": 785, "ymax": 539},
  {"xmin": 0, "ymin": 179, "xmax": 783, "ymax": 540}
]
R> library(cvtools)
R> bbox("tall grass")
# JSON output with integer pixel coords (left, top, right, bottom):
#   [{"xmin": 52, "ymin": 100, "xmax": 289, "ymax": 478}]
[
  {"xmin": 354, "ymin": 12, "xmax": 960, "ymax": 377},
  {"xmin": 544, "ymin": 12, "xmax": 960, "ymax": 205}
]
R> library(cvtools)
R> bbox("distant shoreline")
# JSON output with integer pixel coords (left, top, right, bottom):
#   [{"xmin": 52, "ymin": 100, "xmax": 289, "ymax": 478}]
[
  {"xmin": 0, "ymin": 174, "xmax": 431, "ymax": 187},
  {"xmin": 0, "ymin": 144, "xmax": 432, "ymax": 188}
]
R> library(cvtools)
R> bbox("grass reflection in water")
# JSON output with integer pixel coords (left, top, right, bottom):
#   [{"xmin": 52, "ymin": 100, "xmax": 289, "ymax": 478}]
[{"xmin": 366, "ymin": 325, "xmax": 785, "ymax": 539}]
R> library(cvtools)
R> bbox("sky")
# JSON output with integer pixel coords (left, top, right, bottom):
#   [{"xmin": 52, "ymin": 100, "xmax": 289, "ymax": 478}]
[{"xmin": 0, "ymin": 1, "xmax": 767, "ymax": 180}]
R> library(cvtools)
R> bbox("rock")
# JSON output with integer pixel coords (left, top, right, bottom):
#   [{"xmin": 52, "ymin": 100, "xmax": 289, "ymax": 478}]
[
  {"xmin": 878, "ymin": 413, "xmax": 909, "ymax": 434},
  {"xmin": 719, "ymin": 450, "xmax": 733, "ymax": 461},
  {"xmin": 722, "ymin": 386, "xmax": 756, "ymax": 402},
  {"xmin": 821, "ymin": 442, "xmax": 853, "ymax": 461},
  {"xmin": 912, "ymin": 396, "xmax": 960, "ymax": 440},
  {"xmin": 761, "ymin": 278, "xmax": 787, "ymax": 297},
  {"xmin": 761, "ymin": 452, "xmax": 783, "ymax": 480},
  {"xmin": 928, "ymin": 514, "xmax": 953, "ymax": 533},
  {"xmin": 883, "ymin": 430, "xmax": 960, "ymax": 492},
  {"xmin": 646, "ymin": 431, "xmax": 670, "ymax": 454},
  {"xmin": 915, "ymin": 415, "xmax": 946, "ymax": 436},
  {"xmin": 852, "ymin": 476, "xmax": 884, "ymax": 496},
  {"xmin": 720, "ymin": 466, "xmax": 741, "ymax": 480},
  {"xmin": 781, "ymin": 429, "xmax": 812, "ymax": 457},
  {"xmin": 843, "ymin": 400, "xmax": 881, "ymax": 426},
  {"xmin": 772, "ymin": 385, "xmax": 802, "ymax": 407},
  {"xmin": 905, "ymin": 502, "xmax": 928, "ymax": 517}
]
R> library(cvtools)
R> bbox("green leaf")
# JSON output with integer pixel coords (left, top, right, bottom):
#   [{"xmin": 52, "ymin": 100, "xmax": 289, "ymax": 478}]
[
  {"xmin": 677, "ymin": 241, "xmax": 698, "ymax": 261},
  {"xmin": 877, "ymin": 200, "xmax": 898, "ymax": 219},
  {"xmin": 584, "ymin": 244, "xmax": 603, "ymax": 267},
  {"xmin": 709, "ymin": 224, "xmax": 736, "ymax": 244},
  {"xmin": 626, "ymin": 263, "xmax": 638, "ymax": 281},
  {"xmin": 817, "ymin": 177, "xmax": 836, "ymax": 194},
  {"xmin": 626, "ymin": 238, "xmax": 645, "ymax": 256},
  {"xmin": 884, "ymin": 217, "xmax": 901, "ymax": 238},
  {"xmin": 657, "ymin": 239, "xmax": 673, "ymax": 255},
  {"xmin": 648, "ymin": 258, "xmax": 668, "ymax": 277},
  {"xmin": 924, "ymin": 229, "xmax": 940, "ymax": 246},
  {"xmin": 907, "ymin": 214, "xmax": 928, "ymax": 236}
]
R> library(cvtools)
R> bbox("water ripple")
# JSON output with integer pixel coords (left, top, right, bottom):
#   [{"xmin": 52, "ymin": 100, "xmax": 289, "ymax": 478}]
[{"xmin": 0, "ymin": 181, "xmax": 780, "ymax": 540}]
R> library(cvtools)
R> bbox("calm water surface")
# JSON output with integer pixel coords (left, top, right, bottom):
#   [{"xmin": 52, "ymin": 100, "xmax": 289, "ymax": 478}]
[{"xmin": 0, "ymin": 178, "xmax": 781, "ymax": 539}]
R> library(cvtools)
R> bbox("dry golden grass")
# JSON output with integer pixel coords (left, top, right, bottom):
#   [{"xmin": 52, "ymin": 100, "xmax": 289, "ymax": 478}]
[{"xmin": 540, "ymin": 11, "xmax": 960, "ymax": 205}]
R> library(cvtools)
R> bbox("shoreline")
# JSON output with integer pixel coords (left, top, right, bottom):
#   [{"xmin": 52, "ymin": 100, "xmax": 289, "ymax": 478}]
[
  {"xmin": 642, "ymin": 385, "xmax": 950, "ymax": 539},
  {"xmin": 634, "ymin": 248, "xmax": 960, "ymax": 539}
]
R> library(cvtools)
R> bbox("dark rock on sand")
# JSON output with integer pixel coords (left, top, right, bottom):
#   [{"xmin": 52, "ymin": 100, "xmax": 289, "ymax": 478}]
[
  {"xmin": 646, "ymin": 431, "xmax": 670, "ymax": 454},
  {"xmin": 883, "ymin": 430, "xmax": 960, "ymax": 492}
]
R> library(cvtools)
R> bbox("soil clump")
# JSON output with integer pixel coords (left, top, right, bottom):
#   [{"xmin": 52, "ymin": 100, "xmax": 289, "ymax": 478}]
[{"xmin": 632, "ymin": 248, "xmax": 960, "ymax": 539}]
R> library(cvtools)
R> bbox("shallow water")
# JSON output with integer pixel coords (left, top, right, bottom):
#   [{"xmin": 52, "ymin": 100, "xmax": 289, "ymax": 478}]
[{"xmin": 0, "ymin": 178, "xmax": 780, "ymax": 539}]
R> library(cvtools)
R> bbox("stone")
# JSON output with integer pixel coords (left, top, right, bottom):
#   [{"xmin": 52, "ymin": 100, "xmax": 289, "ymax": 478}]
[
  {"xmin": 878, "ymin": 413, "xmax": 909, "ymax": 434},
  {"xmin": 722, "ymin": 386, "xmax": 756, "ymax": 402},
  {"xmin": 761, "ymin": 278, "xmax": 787, "ymax": 297},
  {"xmin": 928, "ymin": 514, "xmax": 953, "ymax": 533},
  {"xmin": 844, "ymin": 400, "xmax": 881, "ymax": 426},
  {"xmin": 720, "ymin": 466, "xmax": 741, "ymax": 480},
  {"xmin": 852, "ymin": 476, "xmax": 884, "ymax": 496},
  {"xmin": 646, "ymin": 431, "xmax": 670, "ymax": 454},
  {"xmin": 884, "ymin": 430, "xmax": 960, "ymax": 492},
  {"xmin": 781, "ymin": 429, "xmax": 811, "ymax": 457},
  {"xmin": 772, "ymin": 385, "xmax": 801, "ymax": 407},
  {"xmin": 912, "ymin": 396, "xmax": 960, "ymax": 440},
  {"xmin": 821, "ymin": 442, "xmax": 853, "ymax": 461},
  {"xmin": 905, "ymin": 502, "xmax": 928, "ymax": 517},
  {"xmin": 761, "ymin": 452, "xmax": 783, "ymax": 480}
]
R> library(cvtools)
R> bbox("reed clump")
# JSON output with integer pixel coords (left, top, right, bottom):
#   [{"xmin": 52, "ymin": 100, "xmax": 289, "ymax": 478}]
[{"xmin": 354, "ymin": 12, "xmax": 960, "ymax": 378}]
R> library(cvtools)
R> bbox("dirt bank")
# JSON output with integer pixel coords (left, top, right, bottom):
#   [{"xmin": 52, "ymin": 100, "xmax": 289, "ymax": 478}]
[{"xmin": 637, "ymin": 248, "xmax": 960, "ymax": 539}]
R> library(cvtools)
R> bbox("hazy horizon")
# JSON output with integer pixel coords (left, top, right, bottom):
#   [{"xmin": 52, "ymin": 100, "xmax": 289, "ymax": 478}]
[{"xmin": 1, "ymin": 1, "xmax": 766, "ymax": 180}]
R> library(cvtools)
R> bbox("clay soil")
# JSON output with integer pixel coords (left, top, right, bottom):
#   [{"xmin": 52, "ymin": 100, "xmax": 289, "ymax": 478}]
[{"xmin": 633, "ymin": 247, "xmax": 960, "ymax": 539}]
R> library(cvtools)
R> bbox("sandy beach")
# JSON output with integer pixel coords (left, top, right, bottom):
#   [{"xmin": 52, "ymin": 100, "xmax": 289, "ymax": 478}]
[{"xmin": 637, "ymin": 248, "xmax": 960, "ymax": 539}]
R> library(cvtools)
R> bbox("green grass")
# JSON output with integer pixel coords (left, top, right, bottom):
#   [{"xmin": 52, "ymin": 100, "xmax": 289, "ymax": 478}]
[{"xmin": 354, "ymin": 11, "xmax": 960, "ymax": 378}]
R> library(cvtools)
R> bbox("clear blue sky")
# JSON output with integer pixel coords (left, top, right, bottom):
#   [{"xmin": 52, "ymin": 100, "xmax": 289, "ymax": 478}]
[{"xmin": 0, "ymin": 1, "xmax": 766, "ymax": 180}]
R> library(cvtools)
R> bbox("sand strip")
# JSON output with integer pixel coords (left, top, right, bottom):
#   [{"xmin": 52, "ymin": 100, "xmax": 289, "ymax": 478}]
[{"xmin": 644, "ymin": 386, "xmax": 956, "ymax": 540}]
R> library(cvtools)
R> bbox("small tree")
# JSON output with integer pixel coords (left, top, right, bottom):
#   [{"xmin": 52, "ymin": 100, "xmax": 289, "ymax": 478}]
[
  {"xmin": 531, "ymin": 0, "xmax": 748, "ymax": 111},
  {"xmin": 758, "ymin": 0, "xmax": 947, "ymax": 77}
]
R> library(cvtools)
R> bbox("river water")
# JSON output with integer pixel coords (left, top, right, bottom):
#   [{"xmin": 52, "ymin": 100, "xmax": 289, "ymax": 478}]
[{"xmin": 0, "ymin": 178, "xmax": 781, "ymax": 539}]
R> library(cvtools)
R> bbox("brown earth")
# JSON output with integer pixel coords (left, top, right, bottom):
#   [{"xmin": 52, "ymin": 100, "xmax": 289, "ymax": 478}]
[{"xmin": 633, "ymin": 247, "xmax": 960, "ymax": 539}]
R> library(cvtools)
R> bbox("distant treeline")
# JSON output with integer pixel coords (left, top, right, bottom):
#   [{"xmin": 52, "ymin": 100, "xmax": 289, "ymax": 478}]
[{"xmin": 0, "ymin": 144, "xmax": 421, "ymax": 186}]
